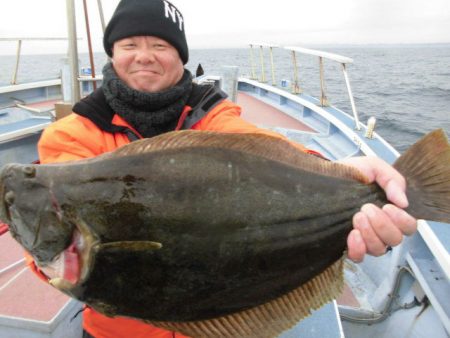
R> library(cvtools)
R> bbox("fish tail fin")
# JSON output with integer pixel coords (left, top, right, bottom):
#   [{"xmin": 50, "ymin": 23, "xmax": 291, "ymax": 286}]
[{"xmin": 394, "ymin": 129, "xmax": 450, "ymax": 223}]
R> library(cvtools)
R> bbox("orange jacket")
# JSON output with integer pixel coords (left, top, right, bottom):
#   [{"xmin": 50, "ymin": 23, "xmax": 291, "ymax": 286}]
[{"xmin": 31, "ymin": 99, "xmax": 310, "ymax": 338}]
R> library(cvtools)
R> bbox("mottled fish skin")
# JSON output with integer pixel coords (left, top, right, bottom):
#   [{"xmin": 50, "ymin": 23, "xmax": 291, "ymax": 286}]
[
  {"xmin": 0, "ymin": 143, "xmax": 383, "ymax": 321},
  {"xmin": 1, "ymin": 129, "xmax": 449, "ymax": 327}
]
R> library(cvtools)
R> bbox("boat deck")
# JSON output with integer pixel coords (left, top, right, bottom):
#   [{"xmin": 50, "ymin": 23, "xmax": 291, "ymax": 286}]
[
  {"xmin": 0, "ymin": 101, "xmax": 54, "ymax": 167},
  {"xmin": 0, "ymin": 228, "xmax": 83, "ymax": 337},
  {"xmin": 21, "ymin": 99, "xmax": 60, "ymax": 113},
  {"xmin": 237, "ymin": 92, "xmax": 315, "ymax": 132},
  {"xmin": 0, "ymin": 231, "xmax": 71, "ymax": 322}
]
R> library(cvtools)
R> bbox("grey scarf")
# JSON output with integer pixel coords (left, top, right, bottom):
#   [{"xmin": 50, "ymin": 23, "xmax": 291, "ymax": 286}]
[{"xmin": 102, "ymin": 62, "xmax": 192, "ymax": 138}]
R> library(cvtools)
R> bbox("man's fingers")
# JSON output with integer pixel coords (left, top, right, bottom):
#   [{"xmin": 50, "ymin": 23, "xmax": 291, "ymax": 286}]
[
  {"xmin": 340, "ymin": 156, "xmax": 419, "ymax": 262},
  {"xmin": 383, "ymin": 179, "xmax": 408, "ymax": 209},
  {"xmin": 367, "ymin": 157, "xmax": 408, "ymax": 208},
  {"xmin": 382, "ymin": 204, "xmax": 417, "ymax": 236},
  {"xmin": 353, "ymin": 210, "xmax": 388, "ymax": 256},
  {"xmin": 347, "ymin": 229, "xmax": 366, "ymax": 263},
  {"xmin": 339, "ymin": 156, "xmax": 409, "ymax": 208},
  {"xmin": 361, "ymin": 204, "xmax": 403, "ymax": 247}
]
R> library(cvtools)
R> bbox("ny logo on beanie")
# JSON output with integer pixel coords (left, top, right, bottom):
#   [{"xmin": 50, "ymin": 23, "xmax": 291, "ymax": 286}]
[
  {"xmin": 163, "ymin": 0, "xmax": 184, "ymax": 31},
  {"xmin": 103, "ymin": 0, "xmax": 189, "ymax": 63}
]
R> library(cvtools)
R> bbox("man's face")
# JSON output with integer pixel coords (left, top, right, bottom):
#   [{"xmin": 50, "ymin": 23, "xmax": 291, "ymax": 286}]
[{"xmin": 112, "ymin": 36, "xmax": 184, "ymax": 92}]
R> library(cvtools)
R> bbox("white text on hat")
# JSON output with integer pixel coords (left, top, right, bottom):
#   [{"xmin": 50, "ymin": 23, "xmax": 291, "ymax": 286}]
[{"xmin": 164, "ymin": 1, "xmax": 184, "ymax": 31}]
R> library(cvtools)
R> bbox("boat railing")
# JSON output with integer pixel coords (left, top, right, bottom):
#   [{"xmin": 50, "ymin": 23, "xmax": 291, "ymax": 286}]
[
  {"xmin": 0, "ymin": 38, "xmax": 68, "ymax": 85},
  {"xmin": 250, "ymin": 43, "xmax": 361, "ymax": 131},
  {"xmin": 249, "ymin": 43, "xmax": 279, "ymax": 86}
]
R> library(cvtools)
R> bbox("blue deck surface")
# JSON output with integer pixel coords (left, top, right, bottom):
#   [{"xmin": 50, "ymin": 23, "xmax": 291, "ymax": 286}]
[
  {"xmin": 0, "ymin": 109, "xmax": 51, "ymax": 165},
  {"xmin": 0, "ymin": 117, "xmax": 50, "ymax": 134}
]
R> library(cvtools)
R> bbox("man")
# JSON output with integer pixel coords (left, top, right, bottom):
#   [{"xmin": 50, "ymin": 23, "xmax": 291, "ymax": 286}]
[{"xmin": 31, "ymin": 0, "xmax": 416, "ymax": 337}]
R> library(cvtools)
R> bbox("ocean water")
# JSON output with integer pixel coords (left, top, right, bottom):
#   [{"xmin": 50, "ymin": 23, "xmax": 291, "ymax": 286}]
[{"xmin": 0, "ymin": 45, "xmax": 449, "ymax": 152}]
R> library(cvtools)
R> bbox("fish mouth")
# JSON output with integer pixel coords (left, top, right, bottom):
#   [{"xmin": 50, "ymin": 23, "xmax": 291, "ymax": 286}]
[{"xmin": 44, "ymin": 220, "xmax": 99, "ymax": 292}]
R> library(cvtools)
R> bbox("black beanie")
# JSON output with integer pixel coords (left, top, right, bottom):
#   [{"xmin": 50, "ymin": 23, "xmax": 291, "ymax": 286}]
[{"xmin": 103, "ymin": 0, "xmax": 188, "ymax": 64}]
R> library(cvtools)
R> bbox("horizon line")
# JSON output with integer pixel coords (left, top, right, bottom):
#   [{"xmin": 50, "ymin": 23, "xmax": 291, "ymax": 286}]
[{"xmin": 0, "ymin": 41, "xmax": 449, "ymax": 56}]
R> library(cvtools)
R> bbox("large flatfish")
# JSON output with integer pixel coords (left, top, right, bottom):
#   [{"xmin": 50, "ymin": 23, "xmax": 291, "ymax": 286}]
[{"xmin": 1, "ymin": 129, "xmax": 450, "ymax": 337}]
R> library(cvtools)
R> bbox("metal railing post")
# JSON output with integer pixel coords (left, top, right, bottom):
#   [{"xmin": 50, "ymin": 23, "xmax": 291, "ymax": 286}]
[
  {"xmin": 97, "ymin": 0, "xmax": 106, "ymax": 33},
  {"xmin": 319, "ymin": 57, "xmax": 329, "ymax": 106},
  {"xmin": 285, "ymin": 46, "xmax": 360, "ymax": 128},
  {"xmin": 82, "ymin": 0, "xmax": 97, "ymax": 90},
  {"xmin": 269, "ymin": 47, "xmax": 277, "ymax": 86},
  {"xmin": 249, "ymin": 44, "xmax": 257, "ymax": 80},
  {"xmin": 66, "ymin": 0, "xmax": 81, "ymax": 104},
  {"xmin": 259, "ymin": 46, "xmax": 266, "ymax": 83},
  {"xmin": 2, "ymin": 37, "xmax": 71, "ymax": 86},
  {"xmin": 342, "ymin": 63, "xmax": 360, "ymax": 130},
  {"xmin": 11, "ymin": 40, "xmax": 22, "ymax": 85},
  {"xmin": 291, "ymin": 51, "xmax": 302, "ymax": 94}
]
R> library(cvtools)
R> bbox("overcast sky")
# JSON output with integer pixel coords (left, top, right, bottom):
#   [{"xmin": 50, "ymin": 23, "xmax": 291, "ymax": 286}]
[{"xmin": 0, "ymin": 0, "xmax": 449, "ymax": 55}]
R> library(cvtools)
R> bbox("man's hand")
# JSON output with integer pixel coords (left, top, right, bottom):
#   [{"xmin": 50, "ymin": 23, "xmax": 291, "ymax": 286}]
[{"xmin": 339, "ymin": 156, "xmax": 417, "ymax": 262}]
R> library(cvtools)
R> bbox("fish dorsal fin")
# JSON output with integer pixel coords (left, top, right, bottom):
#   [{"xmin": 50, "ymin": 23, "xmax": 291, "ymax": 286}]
[
  {"xmin": 150, "ymin": 257, "xmax": 344, "ymax": 338},
  {"xmin": 109, "ymin": 130, "xmax": 369, "ymax": 183}
]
